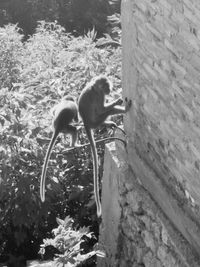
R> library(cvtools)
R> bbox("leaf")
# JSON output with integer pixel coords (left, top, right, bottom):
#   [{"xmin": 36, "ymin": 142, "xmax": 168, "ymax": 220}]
[
  {"xmin": 56, "ymin": 217, "xmax": 65, "ymax": 226},
  {"xmin": 0, "ymin": 117, "xmax": 5, "ymax": 126}
]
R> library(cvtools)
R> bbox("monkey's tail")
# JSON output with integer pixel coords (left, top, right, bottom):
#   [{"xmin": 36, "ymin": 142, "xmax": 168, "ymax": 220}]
[
  {"xmin": 40, "ymin": 130, "xmax": 58, "ymax": 202},
  {"xmin": 85, "ymin": 127, "xmax": 102, "ymax": 217}
]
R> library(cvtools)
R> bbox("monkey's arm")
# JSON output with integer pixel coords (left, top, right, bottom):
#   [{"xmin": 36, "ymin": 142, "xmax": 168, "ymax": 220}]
[
  {"xmin": 100, "ymin": 98, "xmax": 132, "ymax": 118},
  {"xmin": 104, "ymin": 97, "xmax": 123, "ymax": 110}
]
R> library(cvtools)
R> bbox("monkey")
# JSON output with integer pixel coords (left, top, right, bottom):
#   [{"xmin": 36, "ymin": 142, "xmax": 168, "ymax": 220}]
[
  {"xmin": 40, "ymin": 95, "xmax": 79, "ymax": 203},
  {"xmin": 78, "ymin": 76, "xmax": 132, "ymax": 217}
]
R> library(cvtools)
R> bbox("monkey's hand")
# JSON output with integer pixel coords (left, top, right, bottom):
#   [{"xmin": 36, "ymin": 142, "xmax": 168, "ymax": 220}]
[
  {"xmin": 125, "ymin": 98, "xmax": 132, "ymax": 112},
  {"xmin": 115, "ymin": 98, "xmax": 123, "ymax": 106}
]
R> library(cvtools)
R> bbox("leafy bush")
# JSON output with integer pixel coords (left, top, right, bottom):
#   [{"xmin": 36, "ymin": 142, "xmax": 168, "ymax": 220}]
[
  {"xmin": 20, "ymin": 21, "xmax": 122, "ymax": 95},
  {"xmin": 0, "ymin": 87, "xmax": 65, "ymax": 263},
  {"xmin": 0, "ymin": 0, "xmax": 120, "ymax": 37},
  {"xmin": 0, "ymin": 21, "xmax": 122, "ymax": 264},
  {"xmin": 0, "ymin": 24, "xmax": 23, "ymax": 89},
  {"xmin": 40, "ymin": 216, "xmax": 103, "ymax": 266}
]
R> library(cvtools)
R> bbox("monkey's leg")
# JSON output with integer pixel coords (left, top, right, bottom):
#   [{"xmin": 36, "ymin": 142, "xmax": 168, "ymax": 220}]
[
  {"xmin": 65, "ymin": 125, "xmax": 79, "ymax": 146},
  {"xmin": 103, "ymin": 120, "xmax": 117, "ymax": 127},
  {"xmin": 97, "ymin": 106, "xmax": 126, "ymax": 123},
  {"xmin": 102, "ymin": 120, "xmax": 126, "ymax": 135}
]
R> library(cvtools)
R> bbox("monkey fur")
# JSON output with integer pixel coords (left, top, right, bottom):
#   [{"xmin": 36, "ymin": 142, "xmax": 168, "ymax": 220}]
[
  {"xmin": 40, "ymin": 95, "xmax": 78, "ymax": 202},
  {"xmin": 78, "ymin": 76, "xmax": 131, "ymax": 217}
]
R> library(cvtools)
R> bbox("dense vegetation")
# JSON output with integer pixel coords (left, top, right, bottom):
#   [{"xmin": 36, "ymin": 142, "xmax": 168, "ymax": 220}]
[
  {"xmin": 0, "ymin": 0, "xmax": 121, "ymax": 38},
  {"xmin": 0, "ymin": 21, "xmax": 122, "ymax": 266}
]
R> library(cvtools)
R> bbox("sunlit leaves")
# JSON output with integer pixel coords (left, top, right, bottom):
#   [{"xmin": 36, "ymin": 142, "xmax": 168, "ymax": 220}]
[
  {"xmin": 0, "ymin": 24, "xmax": 23, "ymax": 89},
  {"xmin": 0, "ymin": 20, "xmax": 122, "ymax": 261},
  {"xmin": 40, "ymin": 216, "xmax": 101, "ymax": 266}
]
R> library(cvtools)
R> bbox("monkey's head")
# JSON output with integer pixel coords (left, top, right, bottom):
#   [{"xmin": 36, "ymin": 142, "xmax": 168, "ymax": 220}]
[
  {"xmin": 63, "ymin": 95, "xmax": 76, "ymax": 102},
  {"xmin": 93, "ymin": 76, "xmax": 112, "ymax": 95}
]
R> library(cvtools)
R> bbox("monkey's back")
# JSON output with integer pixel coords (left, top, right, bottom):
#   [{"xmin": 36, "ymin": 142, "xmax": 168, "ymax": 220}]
[
  {"xmin": 53, "ymin": 100, "xmax": 77, "ymax": 131},
  {"xmin": 78, "ymin": 86, "xmax": 102, "ymax": 128}
]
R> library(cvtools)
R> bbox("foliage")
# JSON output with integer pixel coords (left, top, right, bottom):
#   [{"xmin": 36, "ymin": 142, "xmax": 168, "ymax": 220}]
[
  {"xmin": 0, "ymin": 86, "xmax": 66, "ymax": 263},
  {"xmin": 39, "ymin": 216, "xmax": 104, "ymax": 266},
  {"xmin": 0, "ymin": 0, "xmax": 121, "ymax": 37},
  {"xmin": 0, "ymin": 24, "xmax": 23, "ymax": 89},
  {"xmin": 0, "ymin": 21, "xmax": 122, "ymax": 264},
  {"xmin": 107, "ymin": 13, "xmax": 121, "ymax": 41}
]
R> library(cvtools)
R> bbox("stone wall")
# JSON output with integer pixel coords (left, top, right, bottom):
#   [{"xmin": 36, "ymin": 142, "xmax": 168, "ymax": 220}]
[
  {"xmin": 98, "ymin": 142, "xmax": 199, "ymax": 267},
  {"xmin": 98, "ymin": 0, "xmax": 200, "ymax": 266}
]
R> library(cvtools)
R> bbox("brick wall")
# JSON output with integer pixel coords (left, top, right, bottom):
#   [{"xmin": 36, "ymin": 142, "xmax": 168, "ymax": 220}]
[
  {"xmin": 97, "ymin": 143, "xmax": 200, "ymax": 267},
  {"xmin": 98, "ymin": 0, "xmax": 200, "ymax": 266},
  {"xmin": 122, "ymin": 0, "xmax": 200, "ymax": 254}
]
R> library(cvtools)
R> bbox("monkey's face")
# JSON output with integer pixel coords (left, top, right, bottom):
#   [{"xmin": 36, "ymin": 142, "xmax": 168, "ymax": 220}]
[{"xmin": 98, "ymin": 78, "xmax": 111, "ymax": 95}]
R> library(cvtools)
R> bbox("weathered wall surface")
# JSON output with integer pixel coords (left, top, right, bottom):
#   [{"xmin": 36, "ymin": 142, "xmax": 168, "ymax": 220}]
[
  {"xmin": 98, "ymin": 143, "xmax": 199, "ymax": 267},
  {"xmin": 98, "ymin": 0, "xmax": 200, "ymax": 266},
  {"xmin": 122, "ymin": 0, "xmax": 200, "ymax": 255}
]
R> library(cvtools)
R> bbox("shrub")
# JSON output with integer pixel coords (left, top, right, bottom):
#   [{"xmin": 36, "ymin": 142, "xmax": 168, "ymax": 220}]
[
  {"xmin": 0, "ymin": 21, "xmax": 122, "ymax": 264},
  {"xmin": 0, "ymin": 0, "xmax": 120, "ymax": 37},
  {"xmin": 40, "ymin": 216, "xmax": 103, "ymax": 266},
  {"xmin": 0, "ymin": 24, "xmax": 23, "ymax": 89},
  {"xmin": 0, "ymin": 87, "xmax": 63, "ymax": 262}
]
